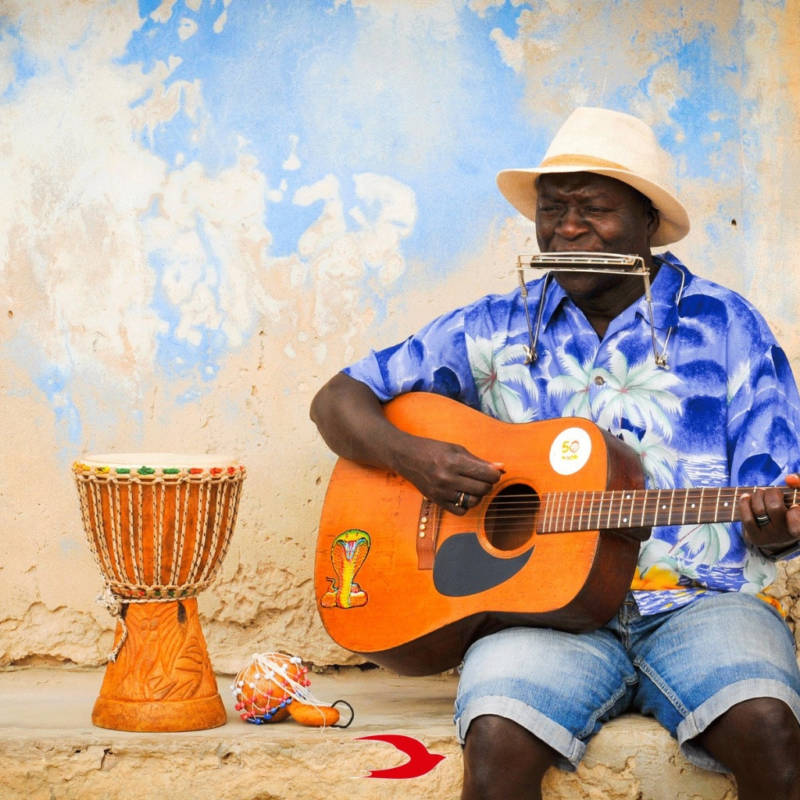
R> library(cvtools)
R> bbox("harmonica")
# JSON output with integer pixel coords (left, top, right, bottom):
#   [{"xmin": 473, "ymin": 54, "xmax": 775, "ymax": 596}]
[{"xmin": 517, "ymin": 251, "xmax": 646, "ymax": 274}]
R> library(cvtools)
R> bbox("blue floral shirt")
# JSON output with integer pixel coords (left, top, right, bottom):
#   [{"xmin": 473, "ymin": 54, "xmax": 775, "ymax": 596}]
[{"xmin": 344, "ymin": 253, "xmax": 800, "ymax": 615}]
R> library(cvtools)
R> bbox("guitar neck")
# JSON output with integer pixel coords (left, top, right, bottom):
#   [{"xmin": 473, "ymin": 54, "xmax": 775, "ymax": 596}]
[{"xmin": 539, "ymin": 486, "xmax": 800, "ymax": 534}]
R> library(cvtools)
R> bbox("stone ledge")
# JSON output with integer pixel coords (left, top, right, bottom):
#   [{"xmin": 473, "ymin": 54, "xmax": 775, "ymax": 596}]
[{"xmin": 0, "ymin": 667, "xmax": 736, "ymax": 799}]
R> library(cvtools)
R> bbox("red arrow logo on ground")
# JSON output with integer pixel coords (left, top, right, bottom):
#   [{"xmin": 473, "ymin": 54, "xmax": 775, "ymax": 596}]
[{"xmin": 357, "ymin": 734, "xmax": 446, "ymax": 779}]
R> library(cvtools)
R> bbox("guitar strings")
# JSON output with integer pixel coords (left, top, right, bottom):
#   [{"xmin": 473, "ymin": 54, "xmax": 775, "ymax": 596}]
[{"xmin": 463, "ymin": 487, "xmax": 800, "ymax": 532}]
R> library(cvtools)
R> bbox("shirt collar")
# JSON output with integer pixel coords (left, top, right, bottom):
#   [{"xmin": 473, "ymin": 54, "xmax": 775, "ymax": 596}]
[
  {"xmin": 642, "ymin": 252, "xmax": 690, "ymax": 330},
  {"xmin": 534, "ymin": 273, "xmax": 570, "ymax": 332}
]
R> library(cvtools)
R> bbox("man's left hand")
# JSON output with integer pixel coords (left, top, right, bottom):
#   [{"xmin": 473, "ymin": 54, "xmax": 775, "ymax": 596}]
[{"xmin": 740, "ymin": 474, "xmax": 800, "ymax": 557}]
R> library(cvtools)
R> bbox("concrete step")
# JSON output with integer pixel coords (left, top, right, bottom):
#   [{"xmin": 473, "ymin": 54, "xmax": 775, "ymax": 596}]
[{"xmin": 0, "ymin": 667, "xmax": 736, "ymax": 799}]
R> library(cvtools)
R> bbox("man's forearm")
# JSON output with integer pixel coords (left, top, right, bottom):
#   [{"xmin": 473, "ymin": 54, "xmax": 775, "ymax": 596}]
[{"xmin": 310, "ymin": 372, "xmax": 409, "ymax": 470}]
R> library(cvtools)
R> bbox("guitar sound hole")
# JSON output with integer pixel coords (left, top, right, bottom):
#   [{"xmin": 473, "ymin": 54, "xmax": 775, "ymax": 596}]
[{"xmin": 484, "ymin": 483, "xmax": 539, "ymax": 551}]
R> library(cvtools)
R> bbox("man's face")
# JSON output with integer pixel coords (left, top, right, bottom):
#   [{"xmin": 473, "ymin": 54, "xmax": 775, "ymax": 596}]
[{"xmin": 535, "ymin": 172, "xmax": 659, "ymax": 299}]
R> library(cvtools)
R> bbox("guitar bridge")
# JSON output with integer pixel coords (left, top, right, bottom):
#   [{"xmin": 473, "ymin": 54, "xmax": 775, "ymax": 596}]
[{"xmin": 416, "ymin": 498, "xmax": 439, "ymax": 570}]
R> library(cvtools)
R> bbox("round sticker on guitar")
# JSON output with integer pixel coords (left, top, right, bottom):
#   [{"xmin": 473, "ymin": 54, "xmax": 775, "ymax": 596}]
[{"xmin": 549, "ymin": 427, "xmax": 592, "ymax": 475}]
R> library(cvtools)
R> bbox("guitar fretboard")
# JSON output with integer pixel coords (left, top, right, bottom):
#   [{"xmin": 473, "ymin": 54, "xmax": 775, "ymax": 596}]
[{"xmin": 536, "ymin": 487, "xmax": 800, "ymax": 533}]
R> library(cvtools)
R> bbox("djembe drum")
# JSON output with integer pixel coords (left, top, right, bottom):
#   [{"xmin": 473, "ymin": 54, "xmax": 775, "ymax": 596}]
[{"xmin": 73, "ymin": 453, "xmax": 245, "ymax": 732}]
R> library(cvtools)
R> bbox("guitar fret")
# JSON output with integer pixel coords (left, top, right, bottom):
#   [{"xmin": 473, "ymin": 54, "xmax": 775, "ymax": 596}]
[
  {"xmin": 556, "ymin": 492, "xmax": 564, "ymax": 531},
  {"xmin": 698, "ymin": 487, "xmax": 705, "ymax": 524},
  {"xmin": 681, "ymin": 489, "xmax": 689, "ymax": 526},
  {"xmin": 580, "ymin": 490, "xmax": 587, "ymax": 532},
  {"xmin": 654, "ymin": 489, "xmax": 662, "ymax": 527},
  {"xmin": 650, "ymin": 489, "xmax": 660, "ymax": 527},
  {"xmin": 659, "ymin": 490, "xmax": 671, "ymax": 526},
  {"xmin": 551, "ymin": 491, "xmax": 560, "ymax": 533},
  {"xmin": 619, "ymin": 490, "xmax": 631, "ymax": 527},
  {"xmin": 568, "ymin": 492, "xmax": 578, "ymax": 532},
  {"xmin": 684, "ymin": 489, "xmax": 698, "ymax": 523}
]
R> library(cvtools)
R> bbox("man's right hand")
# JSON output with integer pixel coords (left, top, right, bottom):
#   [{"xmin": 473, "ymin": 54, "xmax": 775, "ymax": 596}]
[
  {"xmin": 391, "ymin": 434, "xmax": 504, "ymax": 515},
  {"xmin": 310, "ymin": 372, "xmax": 503, "ymax": 514}
]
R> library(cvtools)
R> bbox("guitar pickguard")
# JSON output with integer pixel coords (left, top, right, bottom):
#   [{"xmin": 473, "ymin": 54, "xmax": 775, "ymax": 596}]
[{"xmin": 433, "ymin": 532, "xmax": 534, "ymax": 597}]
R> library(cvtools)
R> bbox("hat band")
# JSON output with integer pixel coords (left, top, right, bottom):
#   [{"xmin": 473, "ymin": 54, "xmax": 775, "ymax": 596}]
[{"xmin": 539, "ymin": 153, "xmax": 631, "ymax": 172}]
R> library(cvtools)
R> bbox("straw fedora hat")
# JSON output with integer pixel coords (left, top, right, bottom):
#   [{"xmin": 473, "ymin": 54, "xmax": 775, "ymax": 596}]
[{"xmin": 496, "ymin": 107, "xmax": 690, "ymax": 246}]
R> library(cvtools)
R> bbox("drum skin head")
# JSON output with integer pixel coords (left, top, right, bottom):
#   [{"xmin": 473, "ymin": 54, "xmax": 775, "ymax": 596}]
[{"xmin": 80, "ymin": 453, "xmax": 238, "ymax": 470}]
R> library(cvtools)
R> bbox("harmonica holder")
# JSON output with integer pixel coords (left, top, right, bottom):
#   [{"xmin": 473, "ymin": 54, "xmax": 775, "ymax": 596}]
[{"xmin": 517, "ymin": 252, "xmax": 685, "ymax": 369}]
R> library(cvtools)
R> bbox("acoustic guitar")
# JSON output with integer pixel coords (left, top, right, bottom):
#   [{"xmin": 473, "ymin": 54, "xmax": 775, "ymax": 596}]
[{"xmin": 314, "ymin": 392, "xmax": 785, "ymax": 676}]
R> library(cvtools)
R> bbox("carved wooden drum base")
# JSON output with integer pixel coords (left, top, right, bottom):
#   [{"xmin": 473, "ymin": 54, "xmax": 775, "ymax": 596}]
[{"xmin": 92, "ymin": 598, "xmax": 227, "ymax": 732}]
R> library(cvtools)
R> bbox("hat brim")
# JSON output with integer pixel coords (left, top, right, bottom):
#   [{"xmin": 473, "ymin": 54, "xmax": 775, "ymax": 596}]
[{"xmin": 496, "ymin": 166, "xmax": 690, "ymax": 247}]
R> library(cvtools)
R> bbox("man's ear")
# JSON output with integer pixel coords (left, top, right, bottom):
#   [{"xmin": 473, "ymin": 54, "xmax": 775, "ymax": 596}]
[{"xmin": 647, "ymin": 204, "xmax": 660, "ymax": 241}]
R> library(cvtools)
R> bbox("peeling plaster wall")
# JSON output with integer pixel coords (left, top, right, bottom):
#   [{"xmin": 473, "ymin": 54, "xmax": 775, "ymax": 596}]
[{"xmin": 1, "ymin": 0, "xmax": 799, "ymax": 672}]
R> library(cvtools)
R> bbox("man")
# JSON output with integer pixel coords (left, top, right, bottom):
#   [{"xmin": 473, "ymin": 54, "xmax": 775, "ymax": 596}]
[{"xmin": 310, "ymin": 107, "xmax": 800, "ymax": 799}]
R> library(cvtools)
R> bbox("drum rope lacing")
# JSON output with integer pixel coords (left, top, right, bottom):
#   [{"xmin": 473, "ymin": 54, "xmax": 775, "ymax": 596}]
[{"xmin": 73, "ymin": 464, "xmax": 245, "ymax": 662}]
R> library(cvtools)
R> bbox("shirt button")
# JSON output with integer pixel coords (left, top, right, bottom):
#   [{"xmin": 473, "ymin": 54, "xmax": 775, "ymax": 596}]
[{"xmin": 594, "ymin": 375, "xmax": 605, "ymax": 386}]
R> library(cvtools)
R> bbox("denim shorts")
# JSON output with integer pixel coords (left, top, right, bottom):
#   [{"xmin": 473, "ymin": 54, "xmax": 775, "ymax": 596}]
[{"xmin": 454, "ymin": 592, "xmax": 800, "ymax": 773}]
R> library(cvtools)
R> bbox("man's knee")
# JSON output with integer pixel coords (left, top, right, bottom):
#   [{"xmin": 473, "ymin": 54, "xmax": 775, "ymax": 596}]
[
  {"xmin": 700, "ymin": 698, "xmax": 800, "ymax": 791},
  {"xmin": 718, "ymin": 697, "xmax": 799, "ymax": 750},
  {"xmin": 462, "ymin": 715, "xmax": 558, "ymax": 800}
]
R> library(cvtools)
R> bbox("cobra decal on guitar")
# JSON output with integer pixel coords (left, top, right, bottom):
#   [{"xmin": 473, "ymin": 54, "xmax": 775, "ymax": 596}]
[{"xmin": 320, "ymin": 528, "xmax": 371, "ymax": 609}]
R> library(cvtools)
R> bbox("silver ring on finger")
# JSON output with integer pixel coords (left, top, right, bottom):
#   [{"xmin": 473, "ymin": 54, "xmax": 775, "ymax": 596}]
[
  {"xmin": 455, "ymin": 491, "xmax": 468, "ymax": 509},
  {"xmin": 755, "ymin": 513, "xmax": 770, "ymax": 527}
]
